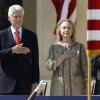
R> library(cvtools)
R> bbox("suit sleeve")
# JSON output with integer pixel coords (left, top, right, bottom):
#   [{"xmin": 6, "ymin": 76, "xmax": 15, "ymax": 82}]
[
  {"xmin": 92, "ymin": 56, "xmax": 99, "ymax": 80},
  {"xmin": 0, "ymin": 34, "xmax": 12, "ymax": 59},
  {"xmin": 31, "ymin": 33, "xmax": 40, "ymax": 84}
]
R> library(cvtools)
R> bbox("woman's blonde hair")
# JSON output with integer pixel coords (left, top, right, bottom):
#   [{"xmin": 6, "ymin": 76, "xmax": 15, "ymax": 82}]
[{"xmin": 56, "ymin": 19, "xmax": 75, "ymax": 41}]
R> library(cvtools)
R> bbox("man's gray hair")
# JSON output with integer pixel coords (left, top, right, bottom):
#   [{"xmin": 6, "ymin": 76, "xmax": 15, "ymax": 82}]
[{"xmin": 8, "ymin": 5, "xmax": 24, "ymax": 16}]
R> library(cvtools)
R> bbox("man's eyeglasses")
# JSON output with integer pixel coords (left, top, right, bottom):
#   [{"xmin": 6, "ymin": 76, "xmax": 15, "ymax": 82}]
[{"xmin": 12, "ymin": 15, "xmax": 23, "ymax": 19}]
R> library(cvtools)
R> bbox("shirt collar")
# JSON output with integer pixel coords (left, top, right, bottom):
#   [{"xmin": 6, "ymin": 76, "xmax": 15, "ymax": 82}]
[
  {"xmin": 10, "ymin": 26, "xmax": 22, "ymax": 40},
  {"xmin": 11, "ymin": 26, "xmax": 22, "ymax": 34}
]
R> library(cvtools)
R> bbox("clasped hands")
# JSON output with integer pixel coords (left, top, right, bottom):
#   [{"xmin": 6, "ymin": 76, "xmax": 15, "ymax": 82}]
[{"xmin": 12, "ymin": 43, "xmax": 30, "ymax": 54}]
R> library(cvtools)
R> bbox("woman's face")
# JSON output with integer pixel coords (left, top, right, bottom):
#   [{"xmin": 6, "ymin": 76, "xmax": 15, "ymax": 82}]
[{"xmin": 60, "ymin": 21, "xmax": 73, "ymax": 42}]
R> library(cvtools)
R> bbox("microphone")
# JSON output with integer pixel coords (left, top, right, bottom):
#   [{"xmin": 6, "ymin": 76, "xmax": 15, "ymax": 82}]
[{"xmin": 27, "ymin": 80, "xmax": 43, "ymax": 100}]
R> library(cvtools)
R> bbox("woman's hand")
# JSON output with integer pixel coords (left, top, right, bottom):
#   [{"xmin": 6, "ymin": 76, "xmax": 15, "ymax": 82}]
[{"xmin": 64, "ymin": 50, "xmax": 77, "ymax": 59}]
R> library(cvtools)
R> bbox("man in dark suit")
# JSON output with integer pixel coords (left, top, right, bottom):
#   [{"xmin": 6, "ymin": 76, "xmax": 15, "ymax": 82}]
[
  {"xmin": 0, "ymin": 4, "xmax": 40, "ymax": 95},
  {"xmin": 92, "ymin": 56, "xmax": 100, "ymax": 95}
]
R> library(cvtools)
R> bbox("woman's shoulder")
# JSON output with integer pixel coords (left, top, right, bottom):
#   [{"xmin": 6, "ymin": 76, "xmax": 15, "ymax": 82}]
[
  {"xmin": 49, "ymin": 41, "xmax": 63, "ymax": 50},
  {"xmin": 48, "ymin": 42, "xmax": 56, "ymax": 48},
  {"xmin": 73, "ymin": 41, "xmax": 84, "ymax": 47},
  {"xmin": 50, "ymin": 41, "xmax": 62, "ymax": 46},
  {"xmin": 71, "ymin": 41, "xmax": 86, "ymax": 51}
]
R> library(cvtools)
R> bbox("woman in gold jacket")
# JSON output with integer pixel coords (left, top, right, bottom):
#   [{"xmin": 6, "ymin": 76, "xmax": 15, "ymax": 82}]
[{"xmin": 46, "ymin": 19, "xmax": 87, "ymax": 96}]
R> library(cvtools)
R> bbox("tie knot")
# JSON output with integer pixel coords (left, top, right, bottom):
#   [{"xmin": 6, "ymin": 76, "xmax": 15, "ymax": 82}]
[{"xmin": 15, "ymin": 30, "xmax": 19, "ymax": 34}]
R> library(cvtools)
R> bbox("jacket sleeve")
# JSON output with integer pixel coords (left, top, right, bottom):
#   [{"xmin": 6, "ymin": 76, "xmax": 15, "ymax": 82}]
[
  {"xmin": 45, "ymin": 44, "xmax": 57, "ymax": 71},
  {"xmin": 0, "ymin": 33, "xmax": 13, "ymax": 59},
  {"xmin": 91, "ymin": 56, "xmax": 99, "ymax": 80},
  {"xmin": 80, "ymin": 44, "xmax": 87, "ymax": 79},
  {"xmin": 31, "ymin": 33, "xmax": 40, "ymax": 84}
]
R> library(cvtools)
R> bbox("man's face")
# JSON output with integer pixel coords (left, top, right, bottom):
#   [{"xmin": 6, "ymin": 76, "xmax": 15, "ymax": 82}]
[{"xmin": 8, "ymin": 11, "xmax": 23, "ymax": 29}]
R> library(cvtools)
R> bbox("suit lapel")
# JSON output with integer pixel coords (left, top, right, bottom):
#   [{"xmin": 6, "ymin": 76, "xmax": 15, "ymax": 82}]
[
  {"xmin": 8, "ymin": 27, "xmax": 27, "ymax": 44},
  {"xmin": 21, "ymin": 28, "xmax": 27, "ymax": 43},
  {"xmin": 7, "ymin": 27, "xmax": 15, "ymax": 45}
]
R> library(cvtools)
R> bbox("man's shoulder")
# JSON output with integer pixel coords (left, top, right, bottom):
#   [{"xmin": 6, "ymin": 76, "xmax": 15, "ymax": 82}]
[
  {"xmin": 0, "ymin": 27, "xmax": 10, "ymax": 35},
  {"xmin": 23, "ymin": 27, "xmax": 37, "ymax": 36},
  {"xmin": 23, "ymin": 27, "xmax": 36, "ymax": 33}
]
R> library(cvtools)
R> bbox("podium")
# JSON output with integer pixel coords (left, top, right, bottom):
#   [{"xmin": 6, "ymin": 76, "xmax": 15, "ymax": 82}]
[
  {"xmin": 27, "ymin": 80, "xmax": 51, "ymax": 100},
  {"xmin": 91, "ymin": 80, "xmax": 96, "ymax": 95}
]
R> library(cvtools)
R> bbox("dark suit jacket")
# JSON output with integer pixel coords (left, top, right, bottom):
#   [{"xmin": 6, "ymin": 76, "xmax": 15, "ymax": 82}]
[
  {"xmin": 0, "ymin": 27, "xmax": 39, "ymax": 94},
  {"xmin": 92, "ymin": 56, "xmax": 100, "ymax": 95}
]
